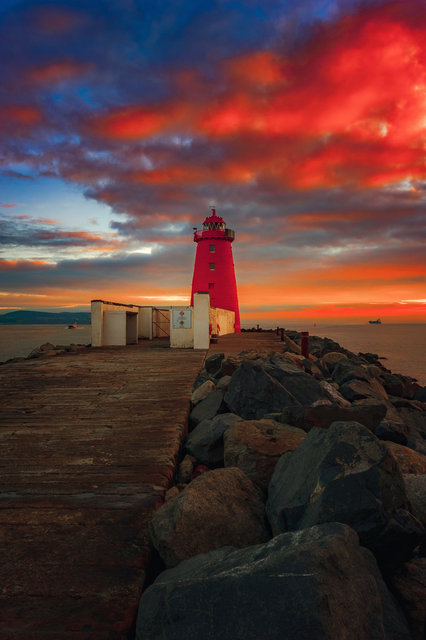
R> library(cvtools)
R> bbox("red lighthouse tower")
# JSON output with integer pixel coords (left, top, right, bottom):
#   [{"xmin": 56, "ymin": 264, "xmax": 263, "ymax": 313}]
[{"xmin": 191, "ymin": 208, "xmax": 241, "ymax": 332}]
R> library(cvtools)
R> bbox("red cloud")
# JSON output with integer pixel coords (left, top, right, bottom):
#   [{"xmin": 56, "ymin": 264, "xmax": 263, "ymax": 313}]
[
  {"xmin": 0, "ymin": 203, "xmax": 17, "ymax": 208},
  {"xmin": 78, "ymin": 0, "xmax": 426, "ymax": 195},
  {"xmin": 34, "ymin": 7, "xmax": 85, "ymax": 34},
  {"xmin": 0, "ymin": 105, "xmax": 42, "ymax": 125},
  {"xmin": 28, "ymin": 61, "xmax": 92, "ymax": 85},
  {"xmin": 92, "ymin": 106, "xmax": 170, "ymax": 140}
]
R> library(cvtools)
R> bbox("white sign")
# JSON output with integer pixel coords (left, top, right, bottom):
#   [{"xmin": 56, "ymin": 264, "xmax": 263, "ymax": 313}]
[{"xmin": 172, "ymin": 308, "xmax": 192, "ymax": 329}]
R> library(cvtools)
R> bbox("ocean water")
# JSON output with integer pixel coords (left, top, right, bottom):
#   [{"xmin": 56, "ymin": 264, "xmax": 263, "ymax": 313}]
[
  {"xmin": 0, "ymin": 325, "xmax": 92, "ymax": 362},
  {"xmin": 299, "ymin": 323, "xmax": 426, "ymax": 386},
  {"xmin": 0, "ymin": 323, "xmax": 425, "ymax": 386}
]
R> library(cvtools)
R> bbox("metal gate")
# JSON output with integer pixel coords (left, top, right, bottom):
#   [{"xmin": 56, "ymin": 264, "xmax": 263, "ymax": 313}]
[{"xmin": 152, "ymin": 308, "xmax": 170, "ymax": 338}]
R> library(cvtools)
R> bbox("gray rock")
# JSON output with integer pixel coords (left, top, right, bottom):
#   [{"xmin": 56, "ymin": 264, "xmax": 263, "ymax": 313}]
[
  {"xmin": 149, "ymin": 467, "xmax": 269, "ymax": 568},
  {"xmin": 188, "ymin": 390, "xmax": 225, "ymax": 429},
  {"xmin": 262, "ymin": 356, "xmax": 328, "ymax": 405},
  {"xmin": 280, "ymin": 402, "xmax": 387, "ymax": 432},
  {"xmin": 339, "ymin": 377, "xmax": 388, "ymax": 402},
  {"xmin": 177, "ymin": 454, "xmax": 196, "ymax": 484},
  {"xmin": 191, "ymin": 379, "xmax": 216, "ymax": 405},
  {"xmin": 192, "ymin": 373, "xmax": 214, "ymax": 391},
  {"xmin": 137, "ymin": 522, "xmax": 411, "ymax": 640},
  {"xmin": 186, "ymin": 413, "xmax": 241, "ymax": 467},
  {"xmin": 219, "ymin": 356, "xmax": 239, "ymax": 376},
  {"xmin": 403, "ymin": 474, "xmax": 426, "ymax": 527},
  {"xmin": 381, "ymin": 372, "xmax": 406, "ymax": 397},
  {"xmin": 320, "ymin": 380, "xmax": 351, "ymax": 406},
  {"xmin": 395, "ymin": 407, "xmax": 426, "ymax": 455},
  {"xmin": 223, "ymin": 419, "xmax": 305, "ymax": 491},
  {"xmin": 216, "ymin": 374, "xmax": 232, "ymax": 391},
  {"xmin": 374, "ymin": 420, "xmax": 409, "ymax": 446},
  {"xmin": 224, "ymin": 361, "xmax": 299, "ymax": 419},
  {"xmin": 267, "ymin": 421, "xmax": 424, "ymax": 568},
  {"xmin": 390, "ymin": 557, "xmax": 426, "ymax": 640},
  {"xmin": 204, "ymin": 352, "xmax": 225, "ymax": 374},
  {"xmin": 414, "ymin": 386, "xmax": 426, "ymax": 402},
  {"xmin": 331, "ymin": 359, "xmax": 371, "ymax": 385}
]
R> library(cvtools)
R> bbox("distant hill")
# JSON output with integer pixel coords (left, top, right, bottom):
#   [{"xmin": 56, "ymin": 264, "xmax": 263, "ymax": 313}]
[{"xmin": 0, "ymin": 310, "xmax": 91, "ymax": 325}]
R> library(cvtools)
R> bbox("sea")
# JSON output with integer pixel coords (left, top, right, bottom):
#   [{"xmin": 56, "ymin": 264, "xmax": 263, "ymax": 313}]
[
  {"xmin": 0, "ymin": 325, "xmax": 92, "ymax": 363},
  {"xmin": 0, "ymin": 323, "xmax": 425, "ymax": 386}
]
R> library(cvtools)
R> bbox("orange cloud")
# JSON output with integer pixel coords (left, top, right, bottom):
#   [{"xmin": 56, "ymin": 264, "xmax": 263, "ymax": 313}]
[{"xmin": 227, "ymin": 51, "xmax": 284, "ymax": 87}]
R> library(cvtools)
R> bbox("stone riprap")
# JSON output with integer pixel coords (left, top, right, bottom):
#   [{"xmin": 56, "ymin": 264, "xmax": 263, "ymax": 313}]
[
  {"xmin": 139, "ymin": 330, "xmax": 426, "ymax": 640},
  {"xmin": 137, "ymin": 523, "xmax": 412, "ymax": 640}
]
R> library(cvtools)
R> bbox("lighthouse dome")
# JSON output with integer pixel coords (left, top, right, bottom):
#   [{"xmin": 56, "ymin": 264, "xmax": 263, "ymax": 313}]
[{"xmin": 202, "ymin": 208, "xmax": 226, "ymax": 230}]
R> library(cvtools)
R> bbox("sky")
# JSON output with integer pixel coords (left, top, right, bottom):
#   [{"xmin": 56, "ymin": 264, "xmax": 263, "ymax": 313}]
[{"xmin": 0, "ymin": 0, "xmax": 425, "ymax": 326}]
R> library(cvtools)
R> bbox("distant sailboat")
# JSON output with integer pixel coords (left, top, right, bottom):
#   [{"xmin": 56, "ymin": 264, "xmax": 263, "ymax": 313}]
[{"xmin": 368, "ymin": 318, "xmax": 382, "ymax": 324}]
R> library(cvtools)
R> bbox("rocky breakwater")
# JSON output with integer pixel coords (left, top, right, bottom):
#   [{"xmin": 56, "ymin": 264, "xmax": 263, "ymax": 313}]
[{"xmin": 136, "ymin": 332, "xmax": 426, "ymax": 640}]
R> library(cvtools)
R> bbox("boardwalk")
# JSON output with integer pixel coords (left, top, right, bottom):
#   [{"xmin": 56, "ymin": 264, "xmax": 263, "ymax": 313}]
[{"xmin": 0, "ymin": 342, "xmax": 206, "ymax": 639}]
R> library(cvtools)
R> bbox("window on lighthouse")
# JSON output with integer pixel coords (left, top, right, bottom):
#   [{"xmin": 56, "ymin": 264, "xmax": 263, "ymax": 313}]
[
  {"xmin": 209, "ymin": 245, "xmax": 215, "ymax": 252},
  {"xmin": 209, "ymin": 263, "xmax": 215, "ymax": 270}
]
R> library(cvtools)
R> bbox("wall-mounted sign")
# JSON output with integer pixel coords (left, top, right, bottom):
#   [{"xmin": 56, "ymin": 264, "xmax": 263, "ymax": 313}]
[{"xmin": 172, "ymin": 308, "xmax": 192, "ymax": 329}]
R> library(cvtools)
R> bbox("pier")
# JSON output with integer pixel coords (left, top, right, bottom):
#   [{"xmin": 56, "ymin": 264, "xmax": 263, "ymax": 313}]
[
  {"xmin": 0, "ymin": 332, "xmax": 282, "ymax": 637},
  {"xmin": 0, "ymin": 341, "xmax": 206, "ymax": 638}
]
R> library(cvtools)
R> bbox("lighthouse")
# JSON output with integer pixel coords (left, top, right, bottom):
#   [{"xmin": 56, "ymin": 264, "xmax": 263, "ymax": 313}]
[{"xmin": 191, "ymin": 208, "xmax": 241, "ymax": 332}]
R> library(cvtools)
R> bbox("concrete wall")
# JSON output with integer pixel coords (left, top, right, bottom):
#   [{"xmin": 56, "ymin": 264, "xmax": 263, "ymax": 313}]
[
  {"xmin": 138, "ymin": 307, "xmax": 153, "ymax": 340},
  {"xmin": 170, "ymin": 306, "xmax": 193, "ymax": 348},
  {"xmin": 209, "ymin": 306, "xmax": 217, "ymax": 335},
  {"xmin": 193, "ymin": 293, "xmax": 210, "ymax": 349},
  {"xmin": 216, "ymin": 307, "xmax": 235, "ymax": 335},
  {"xmin": 92, "ymin": 297, "xmax": 233, "ymax": 350},
  {"xmin": 91, "ymin": 300, "xmax": 139, "ymax": 347}
]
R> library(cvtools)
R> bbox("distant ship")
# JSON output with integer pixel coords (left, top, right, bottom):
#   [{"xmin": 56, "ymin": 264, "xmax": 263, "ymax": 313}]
[{"xmin": 368, "ymin": 319, "xmax": 382, "ymax": 324}]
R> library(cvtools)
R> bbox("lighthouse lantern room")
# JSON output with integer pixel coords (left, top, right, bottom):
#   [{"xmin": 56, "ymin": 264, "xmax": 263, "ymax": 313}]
[{"xmin": 190, "ymin": 208, "xmax": 241, "ymax": 332}]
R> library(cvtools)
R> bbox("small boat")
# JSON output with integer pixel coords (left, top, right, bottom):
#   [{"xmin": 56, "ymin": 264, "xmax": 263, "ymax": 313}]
[
  {"xmin": 67, "ymin": 322, "xmax": 78, "ymax": 329},
  {"xmin": 368, "ymin": 319, "xmax": 381, "ymax": 324}
]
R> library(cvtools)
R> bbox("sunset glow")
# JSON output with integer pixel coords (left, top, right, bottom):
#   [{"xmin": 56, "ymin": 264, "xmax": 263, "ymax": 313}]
[{"xmin": 0, "ymin": 0, "xmax": 425, "ymax": 325}]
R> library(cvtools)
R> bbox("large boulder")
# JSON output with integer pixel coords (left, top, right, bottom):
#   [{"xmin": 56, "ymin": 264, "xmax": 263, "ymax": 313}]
[
  {"xmin": 390, "ymin": 558, "xmax": 426, "ymax": 640},
  {"xmin": 385, "ymin": 442, "xmax": 426, "ymax": 475},
  {"xmin": 149, "ymin": 467, "xmax": 269, "ymax": 568},
  {"xmin": 339, "ymin": 378, "xmax": 388, "ymax": 402},
  {"xmin": 262, "ymin": 355, "xmax": 327, "ymax": 405},
  {"xmin": 188, "ymin": 390, "xmax": 225, "ymax": 429},
  {"xmin": 186, "ymin": 413, "xmax": 241, "ymax": 467},
  {"xmin": 191, "ymin": 379, "xmax": 215, "ymax": 405},
  {"xmin": 395, "ymin": 406, "xmax": 426, "ymax": 455},
  {"xmin": 403, "ymin": 475, "xmax": 426, "ymax": 527},
  {"xmin": 414, "ymin": 386, "xmax": 426, "ymax": 402},
  {"xmin": 331, "ymin": 359, "xmax": 371, "ymax": 385},
  {"xmin": 204, "ymin": 352, "xmax": 225, "ymax": 374},
  {"xmin": 279, "ymin": 402, "xmax": 387, "ymax": 432},
  {"xmin": 136, "ymin": 522, "xmax": 411, "ymax": 640},
  {"xmin": 267, "ymin": 421, "xmax": 424, "ymax": 568},
  {"xmin": 223, "ymin": 419, "xmax": 305, "ymax": 491},
  {"xmin": 224, "ymin": 361, "xmax": 298, "ymax": 419},
  {"xmin": 320, "ymin": 380, "xmax": 351, "ymax": 407}
]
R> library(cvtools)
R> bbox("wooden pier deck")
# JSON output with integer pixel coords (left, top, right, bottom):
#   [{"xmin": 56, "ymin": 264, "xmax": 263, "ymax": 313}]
[{"xmin": 0, "ymin": 341, "xmax": 206, "ymax": 639}]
